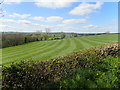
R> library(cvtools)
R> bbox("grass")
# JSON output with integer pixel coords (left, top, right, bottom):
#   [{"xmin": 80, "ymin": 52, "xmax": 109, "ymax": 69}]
[
  {"xmin": 2, "ymin": 43, "xmax": 119, "ymax": 89},
  {"xmin": 1, "ymin": 34, "xmax": 118, "ymax": 65},
  {"xmin": 60, "ymin": 56, "xmax": 119, "ymax": 88}
]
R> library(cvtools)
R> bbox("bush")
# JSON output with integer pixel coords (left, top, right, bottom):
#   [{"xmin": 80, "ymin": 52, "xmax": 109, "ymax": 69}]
[
  {"xmin": 2, "ymin": 43, "xmax": 119, "ymax": 89},
  {"xmin": 60, "ymin": 57, "xmax": 119, "ymax": 88}
]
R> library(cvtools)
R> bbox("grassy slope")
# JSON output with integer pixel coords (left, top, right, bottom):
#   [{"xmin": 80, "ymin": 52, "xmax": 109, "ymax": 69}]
[{"xmin": 1, "ymin": 34, "xmax": 118, "ymax": 65}]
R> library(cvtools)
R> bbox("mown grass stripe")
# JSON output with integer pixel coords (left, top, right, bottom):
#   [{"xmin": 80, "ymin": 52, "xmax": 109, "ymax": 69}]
[
  {"xmin": 2, "ymin": 40, "xmax": 58, "ymax": 62},
  {"xmin": 55, "ymin": 37, "xmax": 78, "ymax": 57},
  {"xmin": 3, "ymin": 41, "xmax": 58, "ymax": 62},
  {"xmin": 80, "ymin": 37, "xmax": 104, "ymax": 46},
  {"xmin": 2, "ymin": 40, "xmax": 54, "ymax": 54},
  {"xmin": 2, "ymin": 40, "xmax": 46, "ymax": 53},
  {"xmin": 32, "ymin": 38, "xmax": 70, "ymax": 61},
  {"xmin": 86, "ymin": 34, "xmax": 118, "ymax": 43},
  {"xmin": 2, "ymin": 41, "xmax": 47, "ymax": 56},
  {"xmin": 83, "ymin": 34, "xmax": 118, "ymax": 43},
  {"xmin": 27, "ymin": 39, "xmax": 66, "ymax": 59},
  {"xmin": 72, "ymin": 37, "xmax": 85, "ymax": 51},
  {"xmin": 3, "ymin": 40, "xmax": 63, "ymax": 65},
  {"xmin": 75, "ymin": 37, "xmax": 93, "ymax": 49},
  {"xmin": 2, "ymin": 40, "xmax": 58, "ymax": 58}
]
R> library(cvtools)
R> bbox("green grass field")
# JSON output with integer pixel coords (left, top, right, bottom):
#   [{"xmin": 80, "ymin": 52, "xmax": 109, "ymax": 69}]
[{"xmin": 1, "ymin": 34, "xmax": 118, "ymax": 65}]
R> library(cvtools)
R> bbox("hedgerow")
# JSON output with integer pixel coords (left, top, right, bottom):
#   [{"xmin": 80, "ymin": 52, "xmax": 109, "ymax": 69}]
[
  {"xmin": 2, "ymin": 43, "xmax": 119, "ymax": 89},
  {"xmin": 60, "ymin": 57, "xmax": 119, "ymax": 88},
  {"xmin": 1, "ymin": 33, "xmax": 66, "ymax": 48}
]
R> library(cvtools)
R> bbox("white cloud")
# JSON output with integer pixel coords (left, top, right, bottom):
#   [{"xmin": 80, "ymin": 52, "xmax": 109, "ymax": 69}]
[
  {"xmin": 9, "ymin": 13, "xmax": 31, "ymax": 18},
  {"xmin": 69, "ymin": 2, "xmax": 103, "ymax": 15},
  {"xmin": 4, "ymin": 0, "xmax": 23, "ymax": 4},
  {"xmin": 18, "ymin": 20, "xmax": 32, "ymax": 24},
  {"xmin": 30, "ymin": 16, "xmax": 63, "ymax": 23},
  {"xmin": 80, "ymin": 24, "xmax": 116, "ymax": 33},
  {"xmin": 34, "ymin": 0, "xmax": 76, "ymax": 9},
  {"xmin": 55, "ymin": 23, "xmax": 118, "ymax": 33},
  {"xmin": 0, "ymin": 20, "xmax": 117, "ymax": 33},
  {"xmin": 46, "ymin": 16, "xmax": 63, "ymax": 23},
  {"xmin": 55, "ymin": 24, "xmax": 75, "ymax": 32},
  {"xmin": 62, "ymin": 18, "xmax": 87, "ymax": 24},
  {"xmin": 0, "ymin": 18, "xmax": 35, "ymax": 25},
  {"xmin": 30, "ymin": 16, "xmax": 45, "ymax": 22},
  {"xmin": 0, "ymin": 24, "xmax": 24, "ymax": 32},
  {"xmin": 0, "ymin": 19, "xmax": 42, "ymax": 32},
  {"xmin": 82, "ymin": 25, "xmax": 98, "ymax": 28},
  {"xmin": 0, "ymin": 19, "xmax": 16, "ymax": 23},
  {"xmin": 0, "ymin": 18, "xmax": 117, "ymax": 33}
]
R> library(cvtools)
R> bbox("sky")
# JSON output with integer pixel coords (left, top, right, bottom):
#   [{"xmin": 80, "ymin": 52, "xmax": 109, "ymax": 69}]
[{"xmin": 0, "ymin": 0, "xmax": 118, "ymax": 33}]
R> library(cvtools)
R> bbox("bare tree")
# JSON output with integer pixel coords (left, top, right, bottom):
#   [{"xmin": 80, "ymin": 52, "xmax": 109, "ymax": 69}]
[
  {"xmin": 0, "ymin": 0, "xmax": 5, "ymax": 17},
  {"xmin": 61, "ymin": 32, "xmax": 66, "ymax": 39},
  {"xmin": 36, "ymin": 30, "xmax": 42, "ymax": 35},
  {"xmin": 0, "ymin": 0, "xmax": 4, "ymax": 4},
  {"xmin": 34, "ymin": 30, "xmax": 43, "ymax": 41},
  {"xmin": 45, "ymin": 28, "xmax": 51, "ymax": 34}
]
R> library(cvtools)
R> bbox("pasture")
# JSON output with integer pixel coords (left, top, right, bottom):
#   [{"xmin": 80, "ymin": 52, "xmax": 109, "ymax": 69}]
[{"xmin": 1, "ymin": 34, "xmax": 118, "ymax": 65}]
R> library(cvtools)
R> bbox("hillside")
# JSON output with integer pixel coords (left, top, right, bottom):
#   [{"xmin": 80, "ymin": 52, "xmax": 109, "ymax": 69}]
[{"xmin": 1, "ymin": 34, "xmax": 118, "ymax": 65}]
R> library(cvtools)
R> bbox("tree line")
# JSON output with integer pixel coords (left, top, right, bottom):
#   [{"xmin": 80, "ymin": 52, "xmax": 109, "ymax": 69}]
[{"xmin": 1, "ymin": 32, "xmax": 67, "ymax": 48}]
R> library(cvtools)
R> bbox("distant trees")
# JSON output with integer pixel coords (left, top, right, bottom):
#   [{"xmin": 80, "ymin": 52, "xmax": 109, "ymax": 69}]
[
  {"xmin": 71, "ymin": 33, "xmax": 78, "ymax": 37},
  {"xmin": 2, "ymin": 34, "xmax": 38, "ymax": 48},
  {"xmin": 43, "ymin": 28, "xmax": 51, "ymax": 40},
  {"xmin": 2, "ymin": 30, "xmax": 60, "ymax": 48},
  {"xmin": 83, "ymin": 33, "xmax": 89, "ymax": 36},
  {"xmin": 24, "ymin": 37, "xmax": 27, "ymax": 43},
  {"xmin": 60, "ymin": 32, "xmax": 66, "ymax": 39},
  {"xmin": 45, "ymin": 28, "xmax": 51, "ymax": 35},
  {"xmin": 35, "ymin": 30, "xmax": 43, "ymax": 41},
  {"xmin": 2, "ymin": 34, "xmax": 24, "ymax": 48},
  {"xmin": 2, "ymin": 31, "xmax": 79, "ymax": 48}
]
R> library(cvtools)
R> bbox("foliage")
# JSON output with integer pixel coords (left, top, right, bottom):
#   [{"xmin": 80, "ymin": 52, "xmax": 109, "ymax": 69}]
[
  {"xmin": 60, "ymin": 32, "xmax": 66, "ymax": 39},
  {"xmin": 2, "ymin": 43, "xmax": 119, "ymax": 89},
  {"xmin": 60, "ymin": 57, "xmax": 119, "ymax": 88},
  {"xmin": 2, "ymin": 33, "xmax": 40, "ymax": 48},
  {"xmin": 2, "ymin": 33, "xmax": 66, "ymax": 48},
  {"xmin": 71, "ymin": 33, "xmax": 78, "ymax": 37}
]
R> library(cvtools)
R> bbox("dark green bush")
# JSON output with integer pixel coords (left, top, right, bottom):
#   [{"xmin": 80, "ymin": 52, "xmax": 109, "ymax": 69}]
[{"xmin": 2, "ymin": 43, "xmax": 119, "ymax": 89}]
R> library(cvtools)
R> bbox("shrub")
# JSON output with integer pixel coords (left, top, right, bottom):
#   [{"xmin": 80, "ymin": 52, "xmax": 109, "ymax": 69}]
[
  {"xmin": 60, "ymin": 57, "xmax": 119, "ymax": 88},
  {"xmin": 2, "ymin": 43, "xmax": 119, "ymax": 89}
]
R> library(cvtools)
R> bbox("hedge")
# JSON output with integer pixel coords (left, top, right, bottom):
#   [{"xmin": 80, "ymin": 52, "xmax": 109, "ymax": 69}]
[{"xmin": 2, "ymin": 43, "xmax": 119, "ymax": 89}]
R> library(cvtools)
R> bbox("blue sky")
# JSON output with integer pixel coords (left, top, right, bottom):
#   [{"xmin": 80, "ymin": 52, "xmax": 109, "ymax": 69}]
[{"xmin": 0, "ymin": 1, "xmax": 118, "ymax": 33}]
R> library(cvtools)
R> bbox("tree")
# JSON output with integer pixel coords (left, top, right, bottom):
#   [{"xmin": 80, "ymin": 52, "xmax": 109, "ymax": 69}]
[
  {"xmin": 0, "ymin": 0, "xmax": 5, "ymax": 17},
  {"xmin": 36, "ymin": 30, "xmax": 42, "ymax": 35},
  {"xmin": 24, "ymin": 37, "xmax": 27, "ymax": 43},
  {"xmin": 45, "ymin": 28, "xmax": 51, "ymax": 35},
  {"xmin": 61, "ymin": 32, "xmax": 66, "ymax": 39},
  {"xmin": 42, "ymin": 28, "xmax": 51, "ymax": 40},
  {"xmin": 35, "ymin": 30, "xmax": 43, "ymax": 41},
  {"xmin": 72, "ymin": 32, "xmax": 78, "ymax": 37},
  {"xmin": 14, "ymin": 34, "xmax": 24, "ymax": 45}
]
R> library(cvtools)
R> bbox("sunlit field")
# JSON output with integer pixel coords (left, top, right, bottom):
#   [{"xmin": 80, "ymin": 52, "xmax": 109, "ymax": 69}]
[{"xmin": 1, "ymin": 34, "xmax": 118, "ymax": 65}]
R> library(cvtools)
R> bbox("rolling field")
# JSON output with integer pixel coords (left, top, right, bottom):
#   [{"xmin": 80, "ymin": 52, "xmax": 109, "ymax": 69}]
[{"xmin": 1, "ymin": 34, "xmax": 118, "ymax": 65}]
